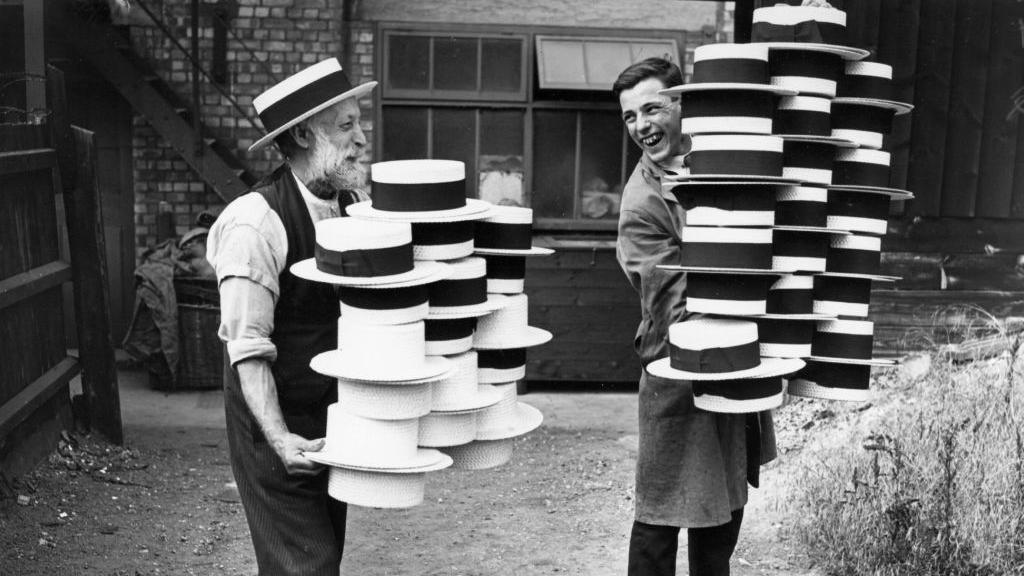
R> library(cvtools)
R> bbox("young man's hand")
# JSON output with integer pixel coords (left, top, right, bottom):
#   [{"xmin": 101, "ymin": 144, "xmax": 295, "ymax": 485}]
[{"xmin": 271, "ymin": 433, "xmax": 326, "ymax": 476}]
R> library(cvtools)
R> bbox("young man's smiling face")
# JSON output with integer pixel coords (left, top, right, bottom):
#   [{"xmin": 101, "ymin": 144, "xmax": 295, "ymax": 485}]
[{"xmin": 618, "ymin": 77, "xmax": 683, "ymax": 165}]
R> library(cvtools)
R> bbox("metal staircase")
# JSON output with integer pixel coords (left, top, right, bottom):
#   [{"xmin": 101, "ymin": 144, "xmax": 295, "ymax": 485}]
[{"xmin": 56, "ymin": 2, "xmax": 258, "ymax": 203}]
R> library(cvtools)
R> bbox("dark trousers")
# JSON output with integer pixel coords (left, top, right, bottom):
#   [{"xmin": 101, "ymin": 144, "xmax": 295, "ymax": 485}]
[
  {"xmin": 627, "ymin": 508, "xmax": 744, "ymax": 576},
  {"xmin": 224, "ymin": 363, "xmax": 348, "ymax": 576}
]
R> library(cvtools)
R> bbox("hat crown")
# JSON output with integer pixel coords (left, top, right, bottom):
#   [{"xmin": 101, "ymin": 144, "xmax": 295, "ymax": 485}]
[
  {"xmin": 316, "ymin": 218, "xmax": 410, "ymax": 251},
  {"xmin": 752, "ymin": 4, "xmax": 846, "ymax": 26},
  {"xmin": 779, "ymin": 95, "xmax": 832, "ymax": 113},
  {"xmin": 372, "ymin": 159, "xmax": 465, "ymax": 184},
  {"xmin": 669, "ymin": 318, "xmax": 758, "ymax": 350},
  {"xmin": 476, "ymin": 382, "xmax": 519, "ymax": 432},
  {"xmin": 338, "ymin": 319, "xmax": 427, "ymax": 369},
  {"xmin": 430, "ymin": 351, "xmax": 480, "ymax": 410},
  {"xmin": 253, "ymin": 58, "xmax": 343, "ymax": 113},
  {"xmin": 831, "ymin": 233, "xmax": 881, "ymax": 251},
  {"xmin": 694, "ymin": 43, "xmax": 768, "ymax": 63},
  {"xmin": 818, "ymin": 318, "xmax": 874, "ymax": 335},
  {"xmin": 837, "ymin": 148, "xmax": 890, "ymax": 165},
  {"xmin": 324, "ymin": 404, "xmax": 419, "ymax": 464},
  {"xmin": 682, "ymin": 226, "xmax": 773, "ymax": 244},
  {"xmin": 475, "ymin": 293, "xmax": 529, "ymax": 339},
  {"xmin": 691, "ymin": 134, "xmax": 783, "ymax": 153},
  {"xmin": 482, "ymin": 205, "xmax": 534, "ymax": 225},
  {"xmin": 845, "ymin": 61, "xmax": 892, "ymax": 79},
  {"xmin": 444, "ymin": 256, "xmax": 487, "ymax": 280},
  {"xmin": 777, "ymin": 185, "xmax": 827, "ymax": 202},
  {"xmin": 771, "ymin": 275, "xmax": 813, "ymax": 290}
]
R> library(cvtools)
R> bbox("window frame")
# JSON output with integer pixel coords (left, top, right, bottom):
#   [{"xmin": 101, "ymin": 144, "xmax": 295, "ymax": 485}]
[{"xmin": 375, "ymin": 21, "xmax": 687, "ymax": 233}]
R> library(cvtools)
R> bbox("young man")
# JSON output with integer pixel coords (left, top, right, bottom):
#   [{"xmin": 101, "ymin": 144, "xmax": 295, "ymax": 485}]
[
  {"xmin": 614, "ymin": 57, "xmax": 776, "ymax": 576},
  {"xmin": 207, "ymin": 59, "xmax": 376, "ymax": 576}
]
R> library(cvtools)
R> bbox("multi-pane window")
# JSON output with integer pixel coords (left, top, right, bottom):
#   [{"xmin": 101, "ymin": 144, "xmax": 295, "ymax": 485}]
[{"xmin": 379, "ymin": 26, "xmax": 681, "ymax": 230}]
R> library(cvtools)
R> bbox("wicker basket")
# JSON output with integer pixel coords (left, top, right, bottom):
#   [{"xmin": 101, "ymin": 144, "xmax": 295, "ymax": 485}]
[{"xmin": 174, "ymin": 277, "xmax": 223, "ymax": 390}]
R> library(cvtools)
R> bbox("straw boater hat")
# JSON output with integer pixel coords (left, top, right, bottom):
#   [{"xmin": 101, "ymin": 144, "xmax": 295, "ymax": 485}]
[
  {"xmin": 310, "ymin": 319, "xmax": 452, "ymax": 382},
  {"xmin": 668, "ymin": 182, "xmax": 777, "ymax": 227},
  {"xmin": 833, "ymin": 61, "xmax": 913, "ymax": 114},
  {"xmin": 473, "ymin": 206, "xmax": 552, "ymax": 256},
  {"xmin": 681, "ymin": 134, "xmax": 800, "ymax": 183},
  {"xmin": 756, "ymin": 318, "xmax": 815, "ymax": 359},
  {"xmin": 692, "ymin": 376, "xmax": 786, "ymax": 413},
  {"xmin": 819, "ymin": 234, "xmax": 900, "ymax": 281},
  {"xmin": 483, "ymin": 255, "xmax": 529, "ymax": 295},
  {"xmin": 749, "ymin": 4, "xmax": 869, "ymax": 60},
  {"xmin": 441, "ymin": 382, "xmax": 543, "ymax": 469},
  {"xmin": 249, "ymin": 58, "xmax": 377, "ymax": 152},
  {"xmin": 337, "ymin": 283, "xmax": 430, "ymax": 326},
  {"xmin": 647, "ymin": 318, "xmax": 804, "ymax": 381},
  {"xmin": 685, "ymin": 272, "xmax": 777, "ymax": 316},
  {"xmin": 662, "ymin": 43, "xmax": 797, "ymax": 96},
  {"xmin": 411, "ymin": 220, "xmax": 476, "ymax": 261},
  {"xmin": 325, "ymin": 465, "xmax": 449, "ymax": 509},
  {"xmin": 767, "ymin": 51, "xmax": 844, "ymax": 99},
  {"xmin": 426, "ymin": 256, "xmax": 507, "ymax": 318},
  {"xmin": 755, "ymin": 274, "xmax": 833, "ymax": 321},
  {"xmin": 787, "ymin": 359, "xmax": 874, "ymax": 401},
  {"xmin": 827, "ymin": 189, "xmax": 890, "ymax": 235},
  {"xmin": 813, "ymin": 274, "xmax": 872, "ymax": 318},
  {"xmin": 477, "ymin": 348, "xmax": 529, "ymax": 384},
  {"xmin": 782, "ymin": 140, "xmax": 835, "ymax": 185},
  {"xmin": 336, "ymin": 379, "xmax": 433, "ymax": 420},
  {"xmin": 425, "ymin": 317, "xmax": 477, "ymax": 356},
  {"xmin": 473, "ymin": 293, "xmax": 552, "ymax": 350},
  {"xmin": 829, "ymin": 149, "xmax": 914, "ymax": 199},
  {"xmin": 347, "ymin": 159, "xmax": 491, "ymax": 222},
  {"xmin": 830, "ymin": 101, "xmax": 895, "ymax": 150},
  {"xmin": 808, "ymin": 318, "xmax": 896, "ymax": 366},
  {"xmin": 774, "ymin": 185, "xmax": 830, "ymax": 231},
  {"xmin": 661, "ymin": 226, "xmax": 778, "ymax": 274},
  {"xmin": 772, "ymin": 228, "xmax": 832, "ymax": 272},
  {"xmin": 291, "ymin": 218, "xmax": 449, "ymax": 286},
  {"xmin": 773, "ymin": 96, "xmax": 855, "ymax": 146},
  {"xmin": 307, "ymin": 405, "xmax": 446, "ymax": 470}
]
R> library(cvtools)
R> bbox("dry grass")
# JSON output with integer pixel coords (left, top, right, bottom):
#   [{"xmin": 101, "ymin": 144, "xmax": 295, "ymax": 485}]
[{"xmin": 783, "ymin": 308, "xmax": 1024, "ymax": 576}]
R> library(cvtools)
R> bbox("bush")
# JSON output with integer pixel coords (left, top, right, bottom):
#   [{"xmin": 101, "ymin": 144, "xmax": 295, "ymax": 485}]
[{"xmin": 783, "ymin": 325, "xmax": 1024, "ymax": 576}]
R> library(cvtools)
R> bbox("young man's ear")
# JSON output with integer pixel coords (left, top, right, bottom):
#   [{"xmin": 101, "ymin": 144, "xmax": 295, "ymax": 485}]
[{"xmin": 287, "ymin": 121, "xmax": 314, "ymax": 151}]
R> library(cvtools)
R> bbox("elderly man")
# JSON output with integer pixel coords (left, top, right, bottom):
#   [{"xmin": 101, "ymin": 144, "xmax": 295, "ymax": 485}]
[
  {"xmin": 613, "ymin": 57, "xmax": 776, "ymax": 576},
  {"xmin": 207, "ymin": 59, "xmax": 376, "ymax": 575}
]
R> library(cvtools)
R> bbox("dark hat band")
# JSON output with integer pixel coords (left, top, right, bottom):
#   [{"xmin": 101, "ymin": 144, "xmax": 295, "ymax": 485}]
[
  {"xmin": 774, "ymin": 109, "xmax": 832, "ymax": 137},
  {"xmin": 751, "ymin": 20, "xmax": 847, "ymax": 45},
  {"xmin": 832, "ymin": 160, "xmax": 890, "ymax": 188},
  {"xmin": 838, "ymin": 74, "xmax": 894, "ymax": 101},
  {"xmin": 478, "ymin": 348, "xmax": 527, "ymax": 370},
  {"xmin": 338, "ymin": 284, "xmax": 428, "ymax": 310},
  {"xmin": 425, "ymin": 317, "xmax": 476, "ymax": 342},
  {"xmin": 814, "ymin": 275, "xmax": 871, "ymax": 304},
  {"xmin": 680, "ymin": 241, "xmax": 773, "ymax": 269},
  {"xmin": 769, "ymin": 49, "xmax": 843, "ymax": 80},
  {"xmin": 812, "ymin": 330, "xmax": 874, "ymax": 359},
  {"xmin": 827, "ymin": 246, "xmax": 881, "ymax": 276},
  {"xmin": 784, "ymin": 141, "xmax": 835, "ymax": 170},
  {"xmin": 674, "ymin": 186, "xmax": 776, "ymax": 212},
  {"xmin": 765, "ymin": 287, "xmax": 814, "ymax": 314},
  {"xmin": 412, "ymin": 221, "xmax": 475, "ymax": 246},
  {"xmin": 774, "ymin": 230, "xmax": 828, "ymax": 258},
  {"xmin": 669, "ymin": 339, "xmax": 760, "ymax": 374},
  {"xmin": 475, "ymin": 222, "xmax": 533, "ymax": 251},
  {"xmin": 371, "ymin": 180, "xmax": 466, "ymax": 212},
  {"xmin": 693, "ymin": 376, "xmax": 783, "ymax": 400},
  {"xmin": 776, "ymin": 199, "xmax": 828, "ymax": 227},
  {"xmin": 428, "ymin": 276, "xmax": 488, "ymax": 307},
  {"xmin": 828, "ymin": 191, "xmax": 889, "ymax": 219},
  {"xmin": 692, "ymin": 58, "xmax": 769, "ymax": 85},
  {"xmin": 795, "ymin": 360, "xmax": 870, "ymax": 390},
  {"xmin": 688, "ymin": 273, "xmax": 772, "ymax": 303},
  {"xmin": 259, "ymin": 69, "xmax": 355, "ymax": 135},
  {"xmin": 484, "ymin": 255, "xmax": 526, "ymax": 280},
  {"xmin": 315, "ymin": 242, "xmax": 413, "ymax": 277},
  {"xmin": 680, "ymin": 91, "xmax": 776, "ymax": 118},
  {"xmin": 757, "ymin": 318, "xmax": 814, "ymax": 344},
  {"xmin": 688, "ymin": 149, "xmax": 783, "ymax": 177},
  {"xmin": 832, "ymin": 103, "xmax": 895, "ymax": 133}
]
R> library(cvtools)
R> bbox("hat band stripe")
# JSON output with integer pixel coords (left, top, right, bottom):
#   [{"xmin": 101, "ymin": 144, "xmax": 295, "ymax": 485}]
[
  {"xmin": 757, "ymin": 319, "xmax": 814, "ymax": 343},
  {"xmin": 315, "ymin": 242, "xmax": 413, "ymax": 277},
  {"xmin": 693, "ymin": 377, "xmax": 783, "ymax": 400},
  {"xmin": 773, "ymin": 109, "xmax": 832, "ymax": 136},
  {"xmin": 827, "ymin": 247, "xmax": 881, "ymax": 275},
  {"xmin": 832, "ymin": 104, "xmax": 895, "ymax": 132},
  {"xmin": 680, "ymin": 91, "xmax": 775, "ymax": 117},
  {"xmin": 838, "ymin": 75, "xmax": 893, "ymax": 101},
  {"xmin": 784, "ymin": 142, "xmax": 835, "ymax": 170},
  {"xmin": 425, "ymin": 317, "xmax": 476, "ymax": 341},
  {"xmin": 814, "ymin": 276, "xmax": 871, "ymax": 303},
  {"xmin": 669, "ymin": 339, "xmax": 760, "ymax": 373},
  {"xmin": 372, "ymin": 180, "xmax": 466, "ymax": 212},
  {"xmin": 766, "ymin": 288, "xmax": 814, "ymax": 314},
  {"xmin": 828, "ymin": 191, "xmax": 889, "ymax": 219},
  {"xmin": 258, "ymin": 69, "xmax": 354, "ymax": 135},
  {"xmin": 776, "ymin": 200, "xmax": 827, "ymax": 227},
  {"xmin": 775, "ymin": 231, "xmax": 828, "ymax": 258},
  {"xmin": 681, "ymin": 241, "xmax": 773, "ymax": 269},
  {"xmin": 412, "ymin": 221, "xmax": 475, "ymax": 246},
  {"xmin": 475, "ymin": 222, "xmax": 533, "ymax": 251},
  {"xmin": 692, "ymin": 58, "xmax": 769, "ymax": 84},
  {"xmin": 688, "ymin": 273, "xmax": 771, "ymax": 302},
  {"xmin": 812, "ymin": 331, "xmax": 874, "ymax": 359},
  {"xmin": 338, "ymin": 284, "xmax": 428, "ymax": 310},
  {"xmin": 484, "ymin": 255, "xmax": 526, "ymax": 280},
  {"xmin": 770, "ymin": 50, "xmax": 842, "ymax": 79},
  {"xmin": 478, "ymin": 348, "xmax": 527, "ymax": 369},
  {"xmin": 832, "ymin": 161, "xmax": 890, "ymax": 188},
  {"xmin": 752, "ymin": 21, "xmax": 847, "ymax": 45},
  {"xmin": 689, "ymin": 149, "xmax": 783, "ymax": 177},
  {"xmin": 797, "ymin": 361, "xmax": 871, "ymax": 389},
  {"xmin": 429, "ymin": 277, "xmax": 488, "ymax": 307},
  {"xmin": 675, "ymin": 187, "xmax": 776, "ymax": 212}
]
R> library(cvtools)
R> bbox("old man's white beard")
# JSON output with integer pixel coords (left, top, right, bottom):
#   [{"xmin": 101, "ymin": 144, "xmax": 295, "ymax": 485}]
[{"xmin": 305, "ymin": 131, "xmax": 367, "ymax": 200}]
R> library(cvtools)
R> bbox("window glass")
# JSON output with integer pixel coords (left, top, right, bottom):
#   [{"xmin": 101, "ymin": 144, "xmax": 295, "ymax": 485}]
[
  {"xmin": 381, "ymin": 107, "xmax": 428, "ymax": 161},
  {"xmin": 532, "ymin": 110, "xmax": 577, "ymax": 219},
  {"xmin": 433, "ymin": 37, "xmax": 478, "ymax": 92},
  {"xmin": 479, "ymin": 110, "xmax": 526, "ymax": 206},
  {"xmin": 481, "ymin": 39, "xmax": 523, "ymax": 93},
  {"xmin": 432, "ymin": 108, "xmax": 477, "ymax": 197},
  {"xmin": 387, "ymin": 35, "xmax": 430, "ymax": 91},
  {"xmin": 578, "ymin": 111, "xmax": 626, "ymax": 220}
]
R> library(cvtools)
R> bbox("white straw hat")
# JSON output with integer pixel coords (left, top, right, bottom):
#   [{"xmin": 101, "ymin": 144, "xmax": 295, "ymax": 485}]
[
  {"xmin": 418, "ymin": 411, "xmax": 479, "ymax": 448},
  {"xmin": 750, "ymin": 4, "xmax": 869, "ymax": 60},
  {"xmin": 477, "ymin": 348, "xmax": 528, "ymax": 384},
  {"xmin": 430, "ymin": 351, "xmax": 503, "ymax": 412},
  {"xmin": 427, "ymin": 257, "xmax": 507, "ymax": 317},
  {"xmin": 473, "ymin": 293, "xmax": 552, "ymax": 349},
  {"xmin": 787, "ymin": 359, "xmax": 874, "ymax": 401},
  {"xmin": 336, "ymin": 379, "xmax": 432, "ymax": 420},
  {"xmin": 647, "ymin": 318, "xmax": 804, "ymax": 381},
  {"xmin": 326, "ymin": 465, "xmax": 449, "ymax": 509},
  {"xmin": 483, "ymin": 254, "xmax": 528, "ymax": 294},
  {"xmin": 476, "ymin": 382, "xmax": 543, "ymax": 441},
  {"xmin": 348, "ymin": 160, "xmax": 492, "ymax": 222},
  {"xmin": 337, "ymin": 283, "xmax": 429, "ymax": 326},
  {"xmin": 808, "ymin": 318, "xmax": 895, "ymax": 366},
  {"xmin": 686, "ymin": 272, "xmax": 774, "ymax": 316},
  {"xmin": 425, "ymin": 317, "xmax": 476, "ymax": 356},
  {"xmin": 670, "ymin": 182, "xmax": 776, "ymax": 227},
  {"xmin": 291, "ymin": 218, "xmax": 449, "ymax": 286},
  {"xmin": 411, "ymin": 220, "xmax": 476, "ymax": 261},
  {"xmin": 813, "ymin": 274, "xmax": 872, "ymax": 318},
  {"xmin": 307, "ymin": 405, "xmax": 448, "ymax": 470},
  {"xmin": 441, "ymin": 438, "xmax": 515, "ymax": 470},
  {"xmin": 661, "ymin": 43, "xmax": 796, "ymax": 96},
  {"xmin": 311, "ymin": 319, "xmax": 452, "ymax": 382},
  {"xmin": 834, "ymin": 61, "xmax": 913, "ymax": 114},
  {"xmin": 692, "ymin": 376, "xmax": 786, "ymax": 413},
  {"xmin": 473, "ymin": 206, "xmax": 553, "ymax": 256}
]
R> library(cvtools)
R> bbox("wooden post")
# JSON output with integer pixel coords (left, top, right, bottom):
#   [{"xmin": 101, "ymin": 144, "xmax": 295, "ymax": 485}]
[{"xmin": 48, "ymin": 66, "xmax": 123, "ymax": 444}]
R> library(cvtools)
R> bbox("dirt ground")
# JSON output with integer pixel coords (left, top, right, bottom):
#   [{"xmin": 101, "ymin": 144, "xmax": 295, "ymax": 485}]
[{"xmin": 0, "ymin": 364, "xmax": 882, "ymax": 576}]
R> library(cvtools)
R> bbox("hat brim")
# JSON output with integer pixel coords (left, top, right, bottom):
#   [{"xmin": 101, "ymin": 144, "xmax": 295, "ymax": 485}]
[
  {"xmin": 786, "ymin": 378, "xmax": 871, "ymax": 402},
  {"xmin": 748, "ymin": 42, "xmax": 870, "ymax": 61},
  {"xmin": 476, "ymin": 402, "xmax": 543, "ymax": 441},
  {"xmin": 310, "ymin": 351, "xmax": 453, "ymax": 382},
  {"xmin": 773, "ymin": 225, "xmax": 851, "ymax": 234},
  {"xmin": 249, "ymin": 81, "xmax": 378, "ymax": 152},
  {"xmin": 673, "ymin": 174, "xmax": 805, "ymax": 185},
  {"xmin": 694, "ymin": 389, "xmax": 785, "ymax": 414},
  {"xmin": 347, "ymin": 199, "xmax": 493, "ymax": 223},
  {"xmin": 473, "ymin": 326, "xmax": 553, "ymax": 350},
  {"xmin": 777, "ymin": 134, "xmax": 859, "ymax": 147},
  {"xmin": 431, "ymin": 384, "xmax": 504, "ymax": 413},
  {"xmin": 290, "ymin": 258, "xmax": 449, "ymax": 287},
  {"xmin": 657, "ymin": 265, "xmax": 790, "ymax": 275},
  {"xmin": 664, "ymin": 180, "xmax": 788, "ymax": 190},
  {"xmin": 806, "ymin": 355, "xmax": 897, "ymax": 366},
  {"xmin": 814, "ymin": 271, "xmax": 900, "ymax": 282},
  {"xmin": 831, "ymin": 97, "xmax": 914, "ymax": 115},
  {"xmin": 473, "ymin": 246, "xmax": 554, "ymax": 256},
  {"xmin": 428, "ymin": 293, "xmax": 508, "ymax": 318},
  {"xmin": 306, "ymin": 447, "xmax": 452, "ymax": 472},
  {"xmin": 646, "ymin": 356, "xmax": 805, "ymax": 381},
  {"xmin": 826, "ymin": 184, "xmax": 915, "ymax": 200},
  {"xmin": 660, "ymin": 83, "xmax": 798, "ymax": 96},
  {"xmin": 753, "ymin": 312, "xmax": 835, "ymax": 320}
]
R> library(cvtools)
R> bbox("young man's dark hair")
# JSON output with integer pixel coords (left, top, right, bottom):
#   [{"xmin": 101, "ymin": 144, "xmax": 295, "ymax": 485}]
[{"xmin": 612, "ymin": 57, "xmax": 683, "ymax": 97}]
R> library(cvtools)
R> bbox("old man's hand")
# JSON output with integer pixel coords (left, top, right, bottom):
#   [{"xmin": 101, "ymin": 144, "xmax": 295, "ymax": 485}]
[{"xmin": 273, "ymin": 433, "xmax": 326, "ymax": 476}]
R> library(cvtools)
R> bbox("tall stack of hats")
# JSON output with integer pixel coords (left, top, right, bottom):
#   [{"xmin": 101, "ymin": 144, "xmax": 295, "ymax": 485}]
[
  {"xmin": 750, "ymin": 1, "xmax": 914, "ymax": 401},
  {"xmin": 655, "ymin": 43, "xmax": 807, "ymax": 412},
  {"xmin": 290, "ymin": 218, "xmax": 456, "ymax": 508},
  {"xmin": 441, "ymin": 205, "xmax": 552, "ymax": 469}
]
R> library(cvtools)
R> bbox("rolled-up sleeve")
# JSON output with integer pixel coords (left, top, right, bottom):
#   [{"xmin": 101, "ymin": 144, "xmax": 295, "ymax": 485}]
[{"xmin": 207, "ymin": 194, "xmax": 287, "ymax": 366}]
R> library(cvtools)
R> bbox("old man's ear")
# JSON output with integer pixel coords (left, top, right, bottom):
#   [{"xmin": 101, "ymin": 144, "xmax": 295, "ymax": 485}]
[{"xmin": 287, "ymin": 121, "xmax": 314, "ymax": 151}]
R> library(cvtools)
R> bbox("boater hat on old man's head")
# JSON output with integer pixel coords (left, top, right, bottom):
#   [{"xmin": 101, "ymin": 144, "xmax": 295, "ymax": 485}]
[{"xmin": 249, "ymin": 58, "xmax": 377, "ymax": 152}]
